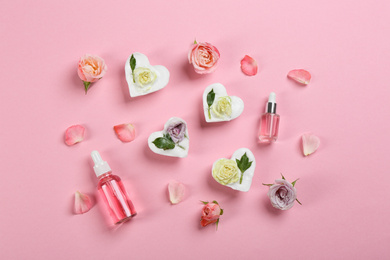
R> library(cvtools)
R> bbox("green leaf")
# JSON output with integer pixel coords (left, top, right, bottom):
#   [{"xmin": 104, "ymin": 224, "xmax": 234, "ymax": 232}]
[
  {"xmin": 236, "ymin": 153, "xmax": 253, "ymax": 184},
  {"xmin": 220, "ymin": 208, "xmax": 224, "ymax": 215},
  {"xmin": 296, "ymin": 198, "xmax": 302, "ymax": 205},
  {"xmin": 152, "ymin": 137, "xmax": 175, "ymax": 150},
  {"xmin": 194, "ymin": 39, "xmax": 197, "ymax": 44},
  {"xmin": 200, "ymin": 201, "xmax": 209, "ymax": 205},
  {"xmin": 215, "ymin": 218, "xmax": 219, "ymax": 231},
  {"xmin": 281, "ymin": 173, "xmax": 286, "ymax": 180},
  {"xmin": 262, "ymin": 183, "xmax": 273, "ymax": 186},
  {"xmin": 206, "ymin": 89, "xmax": 215, "ymax": 119},
  {"xmin": 291, "ymin": 178, "xmax": 300, "ymax": 187},
  {"xmin": 83, "ymin": 81, "xmax": 91, "ymax": 94},
  {"xmin": 207, "ymin": 89, "xmax": 215, "ymax": 107},
  {"xmin": 130, "ymin": 54, "xmax": 136, "ymax": 72},
  {"xmin": 130, "ymin": 54, "xmax": 136, "ymax": 83},
  {"xmin": 212, "ymin": 200, "xmax": 219, "ymax": 205}
]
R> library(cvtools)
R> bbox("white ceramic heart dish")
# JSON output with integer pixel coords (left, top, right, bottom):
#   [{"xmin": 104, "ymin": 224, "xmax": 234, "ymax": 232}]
[
  {"xmin": 203, "ymin": 83, "xmax": 244, "ymax": 122},
  {"xmin": 125, "ymin": 52, "xmax": 170, "ymax": 97},
  {"xmin": 212, "ymin": 148, "xmax": 256, "ymax": 192},
  {"xmin": 148, "ymin": 117, "xmax": 189, "ymax": 158}
]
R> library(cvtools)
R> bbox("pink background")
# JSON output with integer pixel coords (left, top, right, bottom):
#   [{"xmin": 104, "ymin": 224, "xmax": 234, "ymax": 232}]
[{"xmin": 1, "ymin": 0, "xmax": 390, "ymax": 259}]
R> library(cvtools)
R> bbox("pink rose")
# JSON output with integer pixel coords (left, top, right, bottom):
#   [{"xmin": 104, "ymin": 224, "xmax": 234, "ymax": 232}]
[
  {"xmin": 266, "ymin": 179, "xmax": 298, "ymax": 210},
  {"xmin": 188, "ymin": 42, "xmax": 220, "ymax": 74},
  {"xmin": 200, "ymin": 201, "xmax": 223, "ymax": 228},
  {"xmin": 77, "ymin": 54, "xmax": 107, "ymax": 93}
]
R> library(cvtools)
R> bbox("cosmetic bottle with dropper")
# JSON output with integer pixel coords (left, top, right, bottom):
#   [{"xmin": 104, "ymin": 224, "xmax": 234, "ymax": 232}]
[
  {"xmin": 258, "ymin": 92, "xmax": 280, "ymax": 143},
  {"xmin": 91, "ymin": 150, "xmax": 137, "ymax": 225}
]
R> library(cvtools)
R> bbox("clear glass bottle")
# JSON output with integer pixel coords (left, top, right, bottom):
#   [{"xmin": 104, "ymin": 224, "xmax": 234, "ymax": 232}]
[
  {"xmin": 91, "ymin": 151, "xmax": 137, "ymax": 225},
  {"xmin": 258, "ymin": 92, "xmax": 280, "ymax": 143}
]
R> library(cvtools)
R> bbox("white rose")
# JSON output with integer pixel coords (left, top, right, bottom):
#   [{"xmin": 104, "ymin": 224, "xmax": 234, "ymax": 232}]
[
  {"xmin": 134, "ymin": 67, "xmax": 156, "ymax": 88},
  {"xmin": 212, "ymin": 96, "xmax": 232, "ymax": 118}
]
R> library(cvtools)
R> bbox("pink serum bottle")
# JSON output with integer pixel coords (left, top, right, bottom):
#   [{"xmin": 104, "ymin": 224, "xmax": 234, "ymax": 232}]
[
  {"xmin": 91, "ymin": 150, "xmax": 137, "ymax": 225},
  {"xmin": 258, "ymin": 92, "xmax": 280, "ymax": 143}
]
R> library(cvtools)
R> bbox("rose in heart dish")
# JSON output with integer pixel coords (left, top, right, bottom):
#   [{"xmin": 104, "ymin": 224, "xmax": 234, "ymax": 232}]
[
  {"xmin": 148, "ymin": 117, "xmax": 189, "ymax": 158},
  {"xmin": 203, "ymin": 83, "xmax": 244, "ymax": 123},
  {"xmin": 125, "ymin": 52, "xmax": 170, "ymax": 97},
  {"xmin": 212, "ymin": 148, "xmax": 256, "ymax": 192}
]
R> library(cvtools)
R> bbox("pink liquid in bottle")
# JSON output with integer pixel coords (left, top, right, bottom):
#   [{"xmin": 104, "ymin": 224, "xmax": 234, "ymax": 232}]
[
  {"xmin": 258, "ymin": 113, "xmax": 280, "ymax": 143},
  {"xmin": 92, "ymin": 151, "xmax": 136, "ymax": 225},
  {"xmin": 98, "ymin": 173, "xmax": 137, "ymax": 225},
  {"xmin": 258, "ymin": 92, "xmax": 280, "ymax": 143}
]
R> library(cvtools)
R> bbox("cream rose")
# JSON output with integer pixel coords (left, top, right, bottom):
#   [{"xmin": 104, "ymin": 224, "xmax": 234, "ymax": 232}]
[
  {"xmin": 212, "ymin": 159, "xmax": 240, "ymax": 185},
  {"xmin": 134, "ymin": 67, "xmax": 156, "ymax": 88},
  {"xmin": 212, "ymin": 96, "xmax": 232, "ymax": 118}
]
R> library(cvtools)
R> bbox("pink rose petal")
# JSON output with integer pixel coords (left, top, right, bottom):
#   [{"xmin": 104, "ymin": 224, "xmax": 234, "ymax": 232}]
[
  {"xmin": 74, "ymin": 191, "xmax": 93, "ymax": 214},
  {"xmin": 65, "ymin": 125, "xmax": 85, "ymax": 146},
  {"xmin": 302, "ymin": 133, "xmax": 320, "ymax": 156},
  {"xmin": 240, "ymin": 55, "xmax": 258, "ymax": 76},
  {"xmin": 287, "ymin": 69, "xmax": 311, "ymax": 85},
  {"xmin": 114, "ymin": 123, "xmax": 136, "ymax": 142},
  {"xmin": 168, "ymin": 180, "xmax": 185, "ymax": 204}
]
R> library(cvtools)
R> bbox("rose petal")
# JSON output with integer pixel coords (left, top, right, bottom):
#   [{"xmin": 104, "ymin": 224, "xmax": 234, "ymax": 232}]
[
  {"xmin": 287, "ymin": 69, "xmax": 311, "ymax": 85},
  {"xmin": 168, "ymin": 180, "xmax": 185, "ymax": 204},
  {"xmin": 302, "ymin": 133, "xmax": 320, "ymax": 156},
  {"xmin": 74, "ymin": 191, "xmax": 93, "ymax": 214},
  {"xmin": 240, "ymin": 55, "xmax": 258, "ymax": 76},
  {"xmin": 65, "ymin": 125, "xmax": 85, "ymax": 146},
  {"xmin": 114, "ymin": 123, "xmax": 136, "ymax": 143}
]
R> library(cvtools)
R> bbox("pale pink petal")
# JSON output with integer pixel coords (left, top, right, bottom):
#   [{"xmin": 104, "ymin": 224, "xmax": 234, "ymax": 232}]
[
  {"xmin": 114, "ymin": 124, "xmax": 136, "ymax": 142},
  {"xmin": 168, "ymin": 180, "xmax": 185, "ymax": 204},
  {"xmin": 302, "ymin": 133, "xmax": 320, "ymax": 156},
  {"xmin": 240, "ymin": 55, "xmax": 258, "ymax": 76},
  {"xmin": 65, "ymin": 125, "xmax": 85, "ymax": 146},
  {"xmin": 287, "ymin": 69, "xmax": 311, "ymax": 85},
  {"xmin": 74, "ymin": 191, "xmax": 93, "ymax": 214}
]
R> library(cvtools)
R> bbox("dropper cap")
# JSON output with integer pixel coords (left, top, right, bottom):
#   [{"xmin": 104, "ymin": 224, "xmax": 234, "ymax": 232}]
[
  {"xmin": 266, "ymin": 92, "xmax": 277, "ymax": 113},
  {"xmin": 91, "ymin": 150, "xmax": 112, "ymax": 178}
]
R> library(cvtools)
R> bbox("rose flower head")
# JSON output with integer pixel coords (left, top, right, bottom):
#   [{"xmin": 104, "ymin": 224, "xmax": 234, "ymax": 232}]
[
  {"xmin": 200, "ymin": 200, "xmax": 223, "ymax": 230},
  {"xmin": 263, "ymin": 174, "xmax": 302, "ymax": 210},
  {"xmin": 77, "ymin": 54, "xmax": 107, "ymax": 93},
  {"xmin": 188, "ymin": 41, "xmax": 220, "ymax": 74},
  {"xmin": 166, "ymin": 120, "xmax": 186, "ymax": 143}
]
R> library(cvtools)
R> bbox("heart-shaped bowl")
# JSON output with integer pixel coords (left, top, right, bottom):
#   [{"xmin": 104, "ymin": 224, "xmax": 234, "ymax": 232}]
[
  {"xmin": 203, "ymin": 83, "xmax": 244, "ymax": 122},
  {"xmin": 148, "ymin": 117, "xmax": 189, "ymax": 158},
  {"xmin": 211, "ymin": 148, "xmax": 256, "ymax": 192},
  {"xmin": 125, "ymin": 52, "xmax": 170, "ymax": 97}
]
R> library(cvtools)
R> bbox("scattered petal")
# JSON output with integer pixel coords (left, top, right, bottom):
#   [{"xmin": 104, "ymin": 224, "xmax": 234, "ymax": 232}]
[
  {"xmin": 114, "ymin": 123, "xmax": 136, "ymax": 142},
  {"xmin": 65, "ymin": 125, "xmax": 85, "ymax": 146},
  {"xmin": 287, "ymin": 69, "xmax": 311, "ymax": 85},
  {"xmin": 168, "ymin": 180, "xmax": 185, "ymax": 204},
  {"xmin": 240, "ymin": 55, "xmax": 258, "ymax": 76},
  {"xmin": 74, "ymin": 191, "xmax": 93, "ymax": 214},
  {"xmin": 302, "ymin": 133, "xmax": 320, "ymax": 156}
]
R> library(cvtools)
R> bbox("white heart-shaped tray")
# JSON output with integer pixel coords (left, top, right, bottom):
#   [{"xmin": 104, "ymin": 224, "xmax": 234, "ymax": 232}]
[
  {"xmin": 212, "ymin": 148, "xmax": 256, "ymax": 192},
  {"xmin": 203, "ymin": 83, "xmax": 244, "ymax": 122},
  {"xmin": 125, "ymin": 52, "xmax": 170, "ymax": 97},
  {"xmin": 148, "ymin": 117, "xmax": 189, "ymax": 158}
]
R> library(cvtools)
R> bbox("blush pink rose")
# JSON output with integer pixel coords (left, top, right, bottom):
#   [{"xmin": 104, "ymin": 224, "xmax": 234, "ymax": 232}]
[
  {"xmin": 188, "ymin": 42, "xmax": 220, "ymax": 74},
  {"xmin": 200, "ymin": 201, "xmax": 223, "ymax": 227},
  {"xmin": 77, "ymin": 54, "xmax": 107, "ymax": 93}
]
